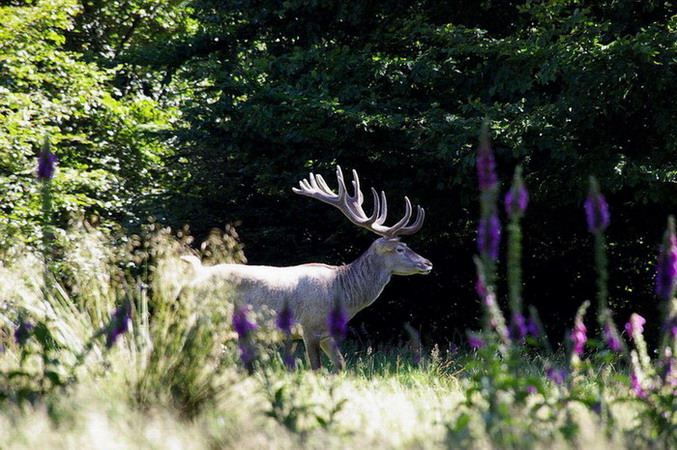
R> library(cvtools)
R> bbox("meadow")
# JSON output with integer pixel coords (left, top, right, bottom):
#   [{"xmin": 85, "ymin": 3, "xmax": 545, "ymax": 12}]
[{"xmin": 1, "ymin": 143, "xmax": 674, "ymax": 449}]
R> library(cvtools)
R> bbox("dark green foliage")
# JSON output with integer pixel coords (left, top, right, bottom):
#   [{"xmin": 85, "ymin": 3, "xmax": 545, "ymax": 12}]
[
  {"xmin": 0, "ymin": 0, "xmax": 180, "ymax": 245},
  {"xmin": 1, "ymin": 0, "xmax": 675, "ymax": 343}
]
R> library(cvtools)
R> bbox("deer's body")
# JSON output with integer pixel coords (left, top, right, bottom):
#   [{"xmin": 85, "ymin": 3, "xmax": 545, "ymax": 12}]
[{"xmin": 184, "ymin": 167, "xmax": 432, "ymax": 370}]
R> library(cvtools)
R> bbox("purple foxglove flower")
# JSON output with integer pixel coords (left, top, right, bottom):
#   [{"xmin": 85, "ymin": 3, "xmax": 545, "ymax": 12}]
[
  {"xmin": 36, "ymin": 141, "xmax": 57, "ymax": 181},
  {"xmin": 233, "ymin": 305, "xmax": 257, "ymax": 338},
  {"xmin": 655, "ymin": 217, "xmax": 677, "ymax": 301},
  {"xmin": 467, "ymin": 333, "xmax": 485, "ymax": 349},
  {"xmin": 661, "ymin": 348, "xmax": 676, "ymax": 388},
  {"xmin": 603, "ymin": 322, "xmax": 622, "ymax": 352},
  {"xmin": 327, "ymin": 301, "xmax": 348, "ymax": 341},
  {"xmin": 584, "ymin": 178, "xmax": 610, "ymax": 233},
  {"xmin": 276, "ymin": 302, "xmax": 294, "ymax": 335},
  {"xmin": 238, "ymin": 340, "xmax": 257, "ymax": 373},
  {"xmin": 233, "ymin": 306, "xmax": 257, "ymax": 373},
  {"xmin": 484, "ymin": 291, "xmax": 497, "ymax": 308},
  {"xmin": 106, "ymin": 304, "xmax": 131, "ymax": 348},
  {"xmin": 511, "ymin": 313, "xmax": 528, "ymax": 340},
  {"xmin": 14, "ymin": 321, "xmax": 33, "ymax": 346},
  {"xmin": 475, "ymin": 275, "xmax": 488, "ymax": 298},
  {"xmin": 630, "ymin": 372, "xmax": 648, "ymax": 399},
  {"xmin": 505, "ymin": 186, "xmax": 529, "ymax": 218},
  {"xmin": 505, "ymin": 167, "xmax": 528, "ymax": 218},
  {"xmin": 476, "ymin": 134, "xmax": 497, "ymax": 192},
  {"xmin": 477, "ymin": 214, "xmax": 501, "ymax": 261},
  {"xmin": 571, "ymin": 319, "xmax": 587, "ymax": 355},
  {"xmin": 591, "ymin": 402, "xmax": 602, "ymax": 415},
  {"xmin": 546, "ymin": 367, "xmax": 568, "ymax": 385},
  {"xmin": 283, "ymin": 351, "xmax": 296, "ymax": 371},
  {"xmin": 526, "ymin": 317, "xmax": 540, "ymax": 338},
  {"xmin": 624, "ymin": 313, "xmax": 646, "ymax": 339}
]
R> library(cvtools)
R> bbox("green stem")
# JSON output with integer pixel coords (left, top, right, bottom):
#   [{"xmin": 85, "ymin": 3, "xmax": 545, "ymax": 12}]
[
  {"xmin": 593, "ymin": 231, "xmax": 609, "ymax": 327},
  {"xmin": 40, "ymin": 178, "xmax": 54, "ymax": 296},
  {"xmin": 507, "ymin": 217, "xmax": 523, "ymax": 318}
]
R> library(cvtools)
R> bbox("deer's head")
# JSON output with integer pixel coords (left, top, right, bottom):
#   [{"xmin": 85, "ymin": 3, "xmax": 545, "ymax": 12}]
[{"xmin": 293, "ymin": 166, "xmax": 432, "ymax": 276}]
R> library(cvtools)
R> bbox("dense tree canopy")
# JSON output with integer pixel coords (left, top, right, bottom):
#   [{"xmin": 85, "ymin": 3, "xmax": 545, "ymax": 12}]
[
  {"xmin": 0, "ymin": 0, "xmax": 183, "ymax": 243},
  {"xmin": 1, "ymin": 0, "xmax": 675, "ymax": 343}
]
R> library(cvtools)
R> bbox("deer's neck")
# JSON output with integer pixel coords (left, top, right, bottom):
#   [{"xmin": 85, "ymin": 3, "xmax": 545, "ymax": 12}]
[{"xmin": 337, "ymin": 249, "xmax": 391, "ymax": 316}]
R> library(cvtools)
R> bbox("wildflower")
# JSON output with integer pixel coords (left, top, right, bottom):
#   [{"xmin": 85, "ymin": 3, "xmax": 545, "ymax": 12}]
[
  {"xmin": 511, "ymin": 313, "xmax": 527, "ymax": 340},
  {"xmin": 277, "ymin": 302, "xmax": 296, "ymax": 370},
  {"xmin": 233, "ymin": 305, "xmax": 257, "ymax": 338},
  {"xmin": 106, "ymin": 304, "xmax": 131, "ymax": 348},
  {"xmin": 467, "ymin": 332, "xmax": 485, "ymax": 349},
  {"xmin": 233, "ymin": 305, "xmax": 257, "ymax": 373},
  {"xmin": 327, "ymin": 300, "xmax": 348, "ymax": 341},
  {"xmin": 238, "ymin": 340, "xmax": 257, "ymax": 372},
  {"xmin": 476, "ymin": 130, "xmax": 497, "ymax": 192},
  {"xmin": 584, "ymin": 177, "xmax": 610, "ymax": 233},
  {"xmin": 630, "ymin": 351, "xmax": 649, "ymax": 399},
  {"xmin": 655, "ymin": 216, "xmax": 677, "ymax": 301},
  {"xmin": 14, "ymin": 321, "xmax": 33, "ymax": 346},
  {"xmin": 624, "ymin": 313, "xmax": 646, "ymax": 339},
  {"xmin": 526, "ymin": 317, "xmax": 540, "ymax": 338},
  {"xmin": 36, "ymin": 137, "xmax": 57, "ymax": 181},
  {"xmin": 483, "ymin": 291, "xmax": 497, "ymax": 308},
  {"xmin": 546, "ymin": 367, "xmax": 568, "ymax": 385},
  {"xmin": 477, "ymin": 214, "xmax": 501, "ymax": 261},
  {"xmin": 661, "ymin": 347, "xmax": 676, "ymax": 388},
  {"xmin": 276, "ymin": 301, "xmax": 294, "ymax": 335},
  {"xmin": 661, "ymin": 315, "xmax": 677, "ymax": 339},
  {"xmin": 475, "ymin": 274, "xmax": 488, "ymax": 298},
  {"xmin": 448, "ymin": 344, "xmax": 459, "ymax": 355},
  {"xmin": 603, "ymin": 321, "xmax": 622, "ymax": 352},
  {"xmin": 526, "ymin": 385, "xmax": 537, "ymax": 395},
  {"xmin": 282, "ymin": 352, "xmax": 296, "ymax": 371},
  {"xmin": 591, "ymin": 402, "xmax": 602, "ymax": 415},
  {"xmin": 630, "ymin": 373, "xmax": 648, "ymax": 399},
  {"xmin": 571, "ymin": 318, "xmax": 587, "ymax": 356},
  {"xmin": 505, "ymin": 167, "xmax": 528, "ymax": 218}
]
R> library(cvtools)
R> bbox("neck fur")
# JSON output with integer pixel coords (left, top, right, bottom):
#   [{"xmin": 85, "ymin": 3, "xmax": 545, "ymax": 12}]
[{"xmin": 336, "ymin": 245, "xmax": 392, "ymax": 316}]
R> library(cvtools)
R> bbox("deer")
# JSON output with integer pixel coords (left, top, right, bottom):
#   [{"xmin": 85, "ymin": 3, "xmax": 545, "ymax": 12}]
[{"xmin": 181, "ymin": 166, "xmax": 432, "ymax": 371}]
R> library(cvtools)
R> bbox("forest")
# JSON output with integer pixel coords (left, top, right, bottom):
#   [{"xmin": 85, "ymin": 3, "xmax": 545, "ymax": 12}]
[{"xmin": 0, "ymin": 1, "xmax": 675, "ymax": 448}]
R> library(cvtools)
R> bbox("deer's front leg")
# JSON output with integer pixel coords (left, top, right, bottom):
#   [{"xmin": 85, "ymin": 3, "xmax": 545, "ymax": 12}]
[
  {"xmin": 303, "ymin": 332, "xmax": 322, "ymax": 370},
  {"xmin": 320, "ymin": 338, "xmax": 345, "ymax": 372}
]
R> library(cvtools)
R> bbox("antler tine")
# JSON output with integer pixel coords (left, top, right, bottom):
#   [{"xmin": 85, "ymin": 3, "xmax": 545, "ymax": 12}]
[
  {"xmin": 368, "ymin": 187, "xmax": 381, "ymax": 225},
  {"xmin": 335, "ymin": 166, "xmax": 347, "ymax": 199},
  {"xmin": 373, "ymin": 190, "xmax": 388, "ymax": 226},
  {"xmin": 392, "ymin": 204, "xmax": 425, "ymax": 236},
  {"xmin": 350, "ymin": 169, "xmax": 364, "ymax": 207},
  {"xmin": 315, "ymin": 174, "xmax": 334, "ymax": 196},
  {"xmin": 384, "ymin": 196, "xmax": 413, "ymax": 235},
  {"xmin": 308, "ymin": 172, "xmax": 320, "ymax": 191}
]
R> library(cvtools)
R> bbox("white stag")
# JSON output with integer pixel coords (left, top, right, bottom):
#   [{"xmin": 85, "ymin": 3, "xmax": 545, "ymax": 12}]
[{"xmin": 183, "ymin": 167, "xmax": 432, "ymax": 370}]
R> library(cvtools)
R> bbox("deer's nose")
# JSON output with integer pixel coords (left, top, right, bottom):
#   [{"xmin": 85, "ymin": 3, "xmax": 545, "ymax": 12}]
[{"xmin": 420, "ymin": 259, "xmax": 433, "ymax": 273}]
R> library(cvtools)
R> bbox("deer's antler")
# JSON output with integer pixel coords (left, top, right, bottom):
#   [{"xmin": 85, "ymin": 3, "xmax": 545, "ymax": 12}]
[{"xmin": 293, "ymin": 166, "xmax": 425, "ymax": 238}]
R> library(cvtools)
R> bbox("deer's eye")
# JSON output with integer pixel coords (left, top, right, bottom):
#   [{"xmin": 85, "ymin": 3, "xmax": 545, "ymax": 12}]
[{"xmin": 396, "ymin": 247, "xmax": 405, "ymax": 253}]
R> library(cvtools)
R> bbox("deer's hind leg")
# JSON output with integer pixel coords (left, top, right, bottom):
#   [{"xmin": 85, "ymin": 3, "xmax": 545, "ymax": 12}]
[{"xmin": 320, "ymin": 337, "xmax": 345, "ymax": 372}]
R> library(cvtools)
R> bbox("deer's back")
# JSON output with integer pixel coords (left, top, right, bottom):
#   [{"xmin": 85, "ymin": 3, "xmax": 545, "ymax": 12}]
[{"xmin": 191, "ymin": 263, "xmax": 340, "ymax": 325}]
